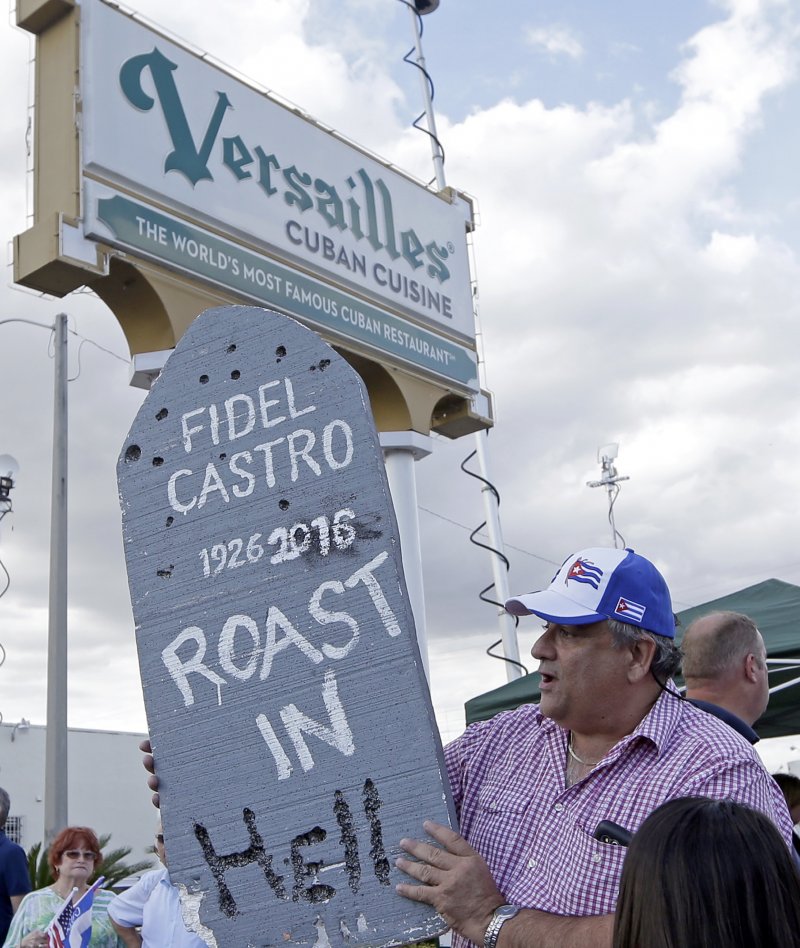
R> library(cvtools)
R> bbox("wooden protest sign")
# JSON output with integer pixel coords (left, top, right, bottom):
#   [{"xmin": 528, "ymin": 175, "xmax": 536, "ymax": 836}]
[{"xmin": 117, "ymin": 305, "xmax": 454, "ymax": 947}]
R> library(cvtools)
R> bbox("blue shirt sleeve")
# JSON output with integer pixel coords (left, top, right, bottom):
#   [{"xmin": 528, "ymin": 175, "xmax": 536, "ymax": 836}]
[{"xmin": 3, "ymin": 843, "xmax": 31, "ymax": 898}]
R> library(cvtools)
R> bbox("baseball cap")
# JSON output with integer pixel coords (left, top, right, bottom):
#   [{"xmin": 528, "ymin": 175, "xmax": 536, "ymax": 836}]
[{"xmin": 505, "ymin": 547, "xmax": 675, "ymax": 638}]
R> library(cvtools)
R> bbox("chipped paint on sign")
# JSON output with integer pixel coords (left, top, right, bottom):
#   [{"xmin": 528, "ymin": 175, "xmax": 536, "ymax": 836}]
[{"xmin": 177, "ymin": 886, "xmax": 218, "ymax": 948}]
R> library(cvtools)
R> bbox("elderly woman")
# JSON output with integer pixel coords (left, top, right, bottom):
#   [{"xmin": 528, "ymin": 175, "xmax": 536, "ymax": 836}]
[{"xmin": 3, "ymin": 826, "xmax": 123, "ymax": 948}]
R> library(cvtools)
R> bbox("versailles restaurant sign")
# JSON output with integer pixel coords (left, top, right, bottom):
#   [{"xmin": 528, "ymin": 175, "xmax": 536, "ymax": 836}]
[{"xmin": 79, "ymin": 0, "xmax": 478, "ymax": 387}]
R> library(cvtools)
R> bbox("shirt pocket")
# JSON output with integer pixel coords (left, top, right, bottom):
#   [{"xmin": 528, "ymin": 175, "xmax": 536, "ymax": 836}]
[
  {"xmin": 469, "ymin": 787, "xmax": 531, "ymax": 872},
  {"xmin": 537, "ymin": 818, "xmax": 628, "ymax": 917}
]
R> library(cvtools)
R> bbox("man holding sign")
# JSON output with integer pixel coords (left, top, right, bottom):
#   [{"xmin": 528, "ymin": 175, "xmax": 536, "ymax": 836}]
[
  {"xmin": 394, "ymin": 548, "xmax": 793, "ymax": 948},
  {"xmin": 133, "ymin": 311, "xmax": 789, "ymax": 947}
]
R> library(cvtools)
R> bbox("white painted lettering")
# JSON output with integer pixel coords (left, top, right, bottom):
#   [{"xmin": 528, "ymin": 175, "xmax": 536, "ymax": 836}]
[
  {"xmin": 229, "ymin": 451, "xmax": 255, "ymax": 498},
  {"xmin": 287, "ymin": 429, "xmax": 322, "ymax": 481},
  {"xmin": 260, "ymin": 606, "xmax": 323, "ymax": 680},
  {"xmin": 167, "ymin": 469, "xmax": 197, "ymax": 515},
  {"xmin": 309, "ymin": 580, "xmax": 360, "ymax": 659},
  {"xmin": 254, "ymin": 438, "xmax": 285, "ymax": 488},
  {"xmin": 181, "ymin": 407, "xmax": 206, "ymax": 453},
  {"xmin": 197, "ymin": 462, "xmax": 231, "ymax": 508},
  {"xmin": 323, "ymin": 420, "xmax": 354, "ymax": 470},
  {"xmin": 279, "ymin": 669, "xmax": 355, "ymax": 772},
  {"xmin": 255, "ymin": 714, "xmax": 294, "ymax": 780},
  {"xmin": 208, "ymin": 403, "xmax": 221, "ymax": 445},
  {"xmin": 258, "ymin": 380, "xmax": 285, "ymax": 428},
  {"xmin": 344, "ymin": 552, "xmax": 401, "ymax": 637},
  {"xmin": 285, "ymin": 377, "xmax": 315, "ymax": 419},
  {"xmin": 162, "ymin": 627, "xmax": 226, "ymax": 707},
  {"xmin": 225, "ymin": 394, "xmax": 256, "ymax": 441},
  {"xmin": 218, "ymin": 614, "xmax": 260, "ymax": 681}
]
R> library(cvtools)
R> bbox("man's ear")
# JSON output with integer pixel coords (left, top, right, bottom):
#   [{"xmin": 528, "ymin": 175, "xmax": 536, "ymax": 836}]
[
  {"xmin": 628, "ymin": 636, "xmax": 657, "ymax": 683},
  {"xmin": 744, "ymin": 652, "xmax": 759, "ymax": 683}
]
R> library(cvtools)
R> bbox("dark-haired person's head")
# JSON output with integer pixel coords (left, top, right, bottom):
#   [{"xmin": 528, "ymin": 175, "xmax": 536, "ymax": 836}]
[
  {"xmin": 614, "ymin": 797, "xmax": 800, "ymax": 948},
  {"xmin": 774, "ymin": 772, "xmax": 800, "ymax": 824},
  {"xmin": 47, "ymin": 826, "xmax": 102, "ymax": 878}
]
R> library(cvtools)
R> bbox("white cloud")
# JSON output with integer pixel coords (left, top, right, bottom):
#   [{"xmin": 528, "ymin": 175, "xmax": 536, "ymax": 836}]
[
  {"xmin": 577, "ymin": 1, "xmax": 797, "ymax": 242},
  {"xmin": 703, "ymin": 230, "xmax": 759, "ymax": 270},
  {"xmin": 524, "ymin": 25, "xmax": 584, "ymax": 61}
]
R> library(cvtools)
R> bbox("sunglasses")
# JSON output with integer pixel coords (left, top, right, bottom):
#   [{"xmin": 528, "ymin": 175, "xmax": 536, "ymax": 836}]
[
  {"xmin": 63, "ymin": 850, "xmax": 97, "ymax": 861},
  {"xmin": 155, "ymin": 834, "xmax": 164, "ymax": 844}
]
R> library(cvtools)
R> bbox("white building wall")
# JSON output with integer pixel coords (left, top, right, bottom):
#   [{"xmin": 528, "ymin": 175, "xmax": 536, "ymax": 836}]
[{"xmin": 0, "ymin": 722, "xmax": 158, "ymax": 865}]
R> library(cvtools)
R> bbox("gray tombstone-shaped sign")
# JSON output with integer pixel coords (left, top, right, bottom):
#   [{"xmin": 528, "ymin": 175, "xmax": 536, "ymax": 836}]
[{"xmin": 117, "ymin": 305, "xmax": 455, "ymax": 947}]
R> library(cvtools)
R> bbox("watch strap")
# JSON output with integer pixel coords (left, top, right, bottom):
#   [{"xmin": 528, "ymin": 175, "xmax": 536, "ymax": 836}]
[{"xmin": 484, "ymin": 904, "xmax": 520, "ymax": 948}]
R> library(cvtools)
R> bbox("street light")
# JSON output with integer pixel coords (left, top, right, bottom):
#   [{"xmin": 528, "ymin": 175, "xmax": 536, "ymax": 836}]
[{"xmin": 11, "ymin": 719, "xmax": 30, "ymax": 742}]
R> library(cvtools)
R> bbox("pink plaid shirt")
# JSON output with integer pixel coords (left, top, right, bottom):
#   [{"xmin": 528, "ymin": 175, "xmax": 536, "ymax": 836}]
[{"xmin": 446, "ymin": 690, "xmax": 792, "ymax": 938}]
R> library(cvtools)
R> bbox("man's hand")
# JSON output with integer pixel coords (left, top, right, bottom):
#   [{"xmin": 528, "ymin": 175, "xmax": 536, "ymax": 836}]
[
  {"xmin": 139, "ymin": 737, "xmax": 160, "ymax": 808},
  {"xmin": 395, "ymin": 820, "xmax": 504, "ymax": 945},
  {"xmin": 111, "ymin": 918, "xmax": 144, "ymax": 948}
]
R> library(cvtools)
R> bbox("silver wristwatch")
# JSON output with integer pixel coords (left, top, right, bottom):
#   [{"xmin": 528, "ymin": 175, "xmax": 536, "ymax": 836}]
[{"xmin": 484, "ymin": 904, "xmax": 520, "ymax": 948}]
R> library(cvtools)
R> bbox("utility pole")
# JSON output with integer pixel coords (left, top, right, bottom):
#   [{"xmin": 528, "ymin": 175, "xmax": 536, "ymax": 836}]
[{"xmin": 45, "ymin": 312, "xmax": 69, "ymax": 841}]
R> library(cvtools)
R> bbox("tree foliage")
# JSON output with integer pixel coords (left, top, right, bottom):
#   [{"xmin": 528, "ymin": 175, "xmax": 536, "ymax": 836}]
[{"xmin": 26, "ymin": 833, "xmax": 154, "ymax": 889}]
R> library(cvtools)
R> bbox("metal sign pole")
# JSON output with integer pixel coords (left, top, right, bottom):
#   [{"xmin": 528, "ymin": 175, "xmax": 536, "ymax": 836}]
[{"xmin": 45, "ymin": 312, "xmax": 69, "ymax": 841}]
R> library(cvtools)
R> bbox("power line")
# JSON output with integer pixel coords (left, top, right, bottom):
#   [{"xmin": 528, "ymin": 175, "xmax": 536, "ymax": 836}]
[
  {"xmin": 418, "ymin": 505, "xmax": 560, "ymax": 566},
  {"xmin": 0, "ymin": 317, "xmax": 129, "ymax": 369}
]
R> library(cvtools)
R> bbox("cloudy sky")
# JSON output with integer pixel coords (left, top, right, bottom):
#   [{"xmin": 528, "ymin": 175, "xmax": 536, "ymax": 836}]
[{"xmin": 1, "ymin": 0, "xmax": 800, "ymax": 765}]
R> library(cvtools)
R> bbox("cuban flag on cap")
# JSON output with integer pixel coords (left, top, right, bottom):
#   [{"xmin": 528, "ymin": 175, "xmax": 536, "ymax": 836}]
[
  {"xmin": 614, "ymin": 597, "xmax": 646, "ymax": 623},
  {"xmin": 504, "ymin": 547, "xmax": 675, "ymax": 639},
  {"xmin": 565, "ymin": 558, "xmax": 604, "ymax": 589}
]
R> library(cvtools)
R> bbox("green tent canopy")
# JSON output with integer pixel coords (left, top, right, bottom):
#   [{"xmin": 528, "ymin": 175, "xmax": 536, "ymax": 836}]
[{"xmin": 464, "ymin": 578, "xmax": 800, "ymax": 740}]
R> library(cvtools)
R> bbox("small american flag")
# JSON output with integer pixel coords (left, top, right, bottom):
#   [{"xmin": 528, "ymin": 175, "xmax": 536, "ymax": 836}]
[{"xmin": 46, "ymin": 877, "xmax": 105, "ymax": 948}]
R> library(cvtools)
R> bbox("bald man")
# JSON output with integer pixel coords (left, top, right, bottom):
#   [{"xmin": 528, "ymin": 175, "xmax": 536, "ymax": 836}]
[{"xmin": 681, "ymin": 611, "xmax": 770, "ymax": 744}]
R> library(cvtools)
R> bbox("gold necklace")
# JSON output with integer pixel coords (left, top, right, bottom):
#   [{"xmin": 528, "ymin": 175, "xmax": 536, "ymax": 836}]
[{"xmin": 567, "ymin": 734, "xmax": 601, "ymax": 767}]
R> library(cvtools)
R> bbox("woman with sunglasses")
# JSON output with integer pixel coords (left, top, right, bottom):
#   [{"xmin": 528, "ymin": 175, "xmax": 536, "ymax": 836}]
[{"xmin": 3, "ymin": 826, "xmax": 123, "ymax": 948}]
